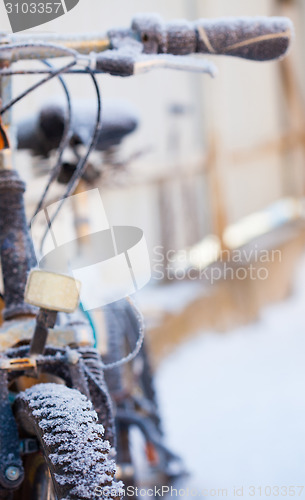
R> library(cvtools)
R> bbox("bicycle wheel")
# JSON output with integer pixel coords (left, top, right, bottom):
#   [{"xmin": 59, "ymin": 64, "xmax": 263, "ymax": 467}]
[
  {"xmin": 103, "ymin": 299, "xmax": 162, "ymax": 431},
  {"xmin": 13, "ymin": 383, "xmax": 123, "ymax": 500},
  {"xmin": 102, "ymin": 299, "xmax": 164, "ymax": 487}
]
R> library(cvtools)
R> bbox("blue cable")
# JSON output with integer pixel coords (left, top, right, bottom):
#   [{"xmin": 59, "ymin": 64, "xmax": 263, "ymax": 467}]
[{"xmin": 79, "ymin": 302, "xmax": 98, "ymax": 348}]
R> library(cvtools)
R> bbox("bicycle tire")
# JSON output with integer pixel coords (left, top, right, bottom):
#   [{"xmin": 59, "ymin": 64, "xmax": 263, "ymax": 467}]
[
  {"xmin": 104, "ymin": 299, "xmax": 162, "ymax": 433},
  {"xmin": 102, "ymin": 299, "xmax": 163, "ymax": 488},
  {"xmin": 124, "ymin": 302, "xmax": 162, "ymax": 433},
  {"xmin": 14, "ymin": 383, "xmax": 123, "ymax": 500}
]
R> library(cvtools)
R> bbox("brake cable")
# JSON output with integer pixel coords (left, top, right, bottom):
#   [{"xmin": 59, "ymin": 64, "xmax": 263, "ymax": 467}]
[
  {"xmin": 0, "ymin": 42, "xmax": 79, "ymax": 116},
  {"xmin": 31, "ymin": 59, "xmax": 73, "ymax": 220},
  {"xmin": 0, "ymin": 61, "xmax": 75, "ymax": 116},
  {"xmin": 39, "ymin": 65, "xmax": 102, "ymax": 253}
]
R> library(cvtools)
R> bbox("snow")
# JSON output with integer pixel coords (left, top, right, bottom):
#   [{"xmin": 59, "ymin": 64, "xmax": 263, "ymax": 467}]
[
  {"xmin": 156, "ymin": 252, "xmax": 305, "ymax": 499},
  {"xmin": 137, "ymin": 281, "xmax": 205, "ymax": 314},
  {"xmin": 18, "ymin": 383, "xmax": 123, "ymax": 499}
]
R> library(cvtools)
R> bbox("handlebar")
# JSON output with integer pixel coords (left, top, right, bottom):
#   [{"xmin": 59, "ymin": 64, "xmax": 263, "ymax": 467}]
[
  {"xmin": 96, "ymin": 14, "xmax": 293, "ymax": 76},
  {"xmin": 0, "ymin": 13, "xmax": 293, "ymax": 77},
  {"xmin": 0, "ymin": 31, "xmax": 110, "ymax": 61}
]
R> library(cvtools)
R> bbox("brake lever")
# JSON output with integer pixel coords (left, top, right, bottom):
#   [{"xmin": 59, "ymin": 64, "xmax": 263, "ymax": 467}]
[
  {"xmin": 133, "ymin": 53, "xmax": 217, "ymax": 76},
  {"xmin": 94, "ymin": 48, "xmax": 217, "ymax": 77}
]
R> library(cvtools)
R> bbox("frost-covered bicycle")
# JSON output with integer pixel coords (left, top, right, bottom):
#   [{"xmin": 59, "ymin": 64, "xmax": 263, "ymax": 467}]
[{"xmin": 0, "ymin": 13, "xmax": 292, "ymax": 500}]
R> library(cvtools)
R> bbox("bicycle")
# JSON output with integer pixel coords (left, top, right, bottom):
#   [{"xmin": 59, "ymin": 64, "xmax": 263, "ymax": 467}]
[
  {"xmin": 0, "ymin": 12, "xmax": 292, "ymax": 500},
  {"xmin": 16, "ymin": 94, "xmax": 185, "ymax": 490}
]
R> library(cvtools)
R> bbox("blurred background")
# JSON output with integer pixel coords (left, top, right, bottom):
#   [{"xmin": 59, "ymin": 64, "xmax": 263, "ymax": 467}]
[{"xmin": 1, "ymin": 0, "xmax": 305, "ymax": 497}]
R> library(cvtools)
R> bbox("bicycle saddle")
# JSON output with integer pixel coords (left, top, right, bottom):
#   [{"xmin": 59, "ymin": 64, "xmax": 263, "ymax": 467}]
[{"xmin": 16, "ymin": 98, "xmax": 139, "ymax": 157}]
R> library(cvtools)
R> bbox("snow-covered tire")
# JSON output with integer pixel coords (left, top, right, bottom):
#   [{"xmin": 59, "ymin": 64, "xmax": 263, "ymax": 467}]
[{"xmin": 14, "ymin": 383, "xmax": 123, "ymax": 500}]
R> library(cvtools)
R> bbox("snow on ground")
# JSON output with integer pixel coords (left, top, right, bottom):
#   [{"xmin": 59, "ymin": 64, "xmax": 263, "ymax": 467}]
[
  {"xmin": 155, "ymin": 252, "xmax": 305, "ymax": 499},
  {"xmin": 137, "ymin": 280, "xmax": 206, "ymax": 314}
]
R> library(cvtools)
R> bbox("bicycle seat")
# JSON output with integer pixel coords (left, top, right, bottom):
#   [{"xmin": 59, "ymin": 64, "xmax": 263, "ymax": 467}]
[{"xmin": 16, "ymin": 98, "xmax": 139, "ymax": 157}]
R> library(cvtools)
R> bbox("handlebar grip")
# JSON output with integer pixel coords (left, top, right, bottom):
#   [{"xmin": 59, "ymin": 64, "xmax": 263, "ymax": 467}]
[
  {"xmin": 131, "ymin": 14, "xmax": 293, "ymax": 62},
  {"xmin": 165, "ymin": 17, "xmax": 292, "ymax": 61},
  {"xmin": 194, "ymin": 17, "xmax": 293, "ymax": 61}
]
